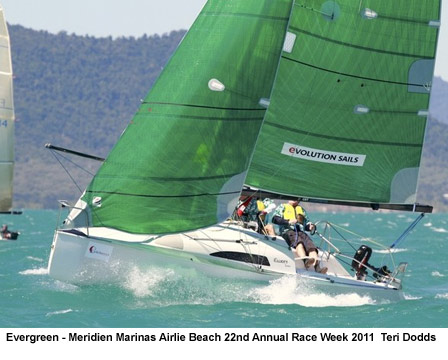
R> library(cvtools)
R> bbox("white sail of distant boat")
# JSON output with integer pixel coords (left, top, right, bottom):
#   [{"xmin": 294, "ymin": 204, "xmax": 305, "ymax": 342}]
[
  {"xmin": 0, "ymin": 4, "xmax": 15, "ymax": 214},
  {"xmin": 47, "ymin": 0, "xmax": 441, "ymax": 302}
]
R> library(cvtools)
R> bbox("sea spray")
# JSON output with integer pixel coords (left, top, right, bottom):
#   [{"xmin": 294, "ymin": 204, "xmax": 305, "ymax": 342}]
[
  {"xmin": 249, "ymin": 275, "xmax": 374, "ymax": 307},
  {"xmin": 120, "ymin": 264, "xmax": 256, "ymax": 306}
]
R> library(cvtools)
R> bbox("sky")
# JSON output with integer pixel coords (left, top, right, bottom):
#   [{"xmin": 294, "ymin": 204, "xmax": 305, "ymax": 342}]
[{"xmin": 1, "ymin": 0, "xmax": 447, "ymax": 81}]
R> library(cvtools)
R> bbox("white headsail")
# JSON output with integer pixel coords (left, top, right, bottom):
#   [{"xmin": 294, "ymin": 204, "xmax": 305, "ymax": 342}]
[{"xmin": 0, "ymin": 5, "xmax": 15, "ymax": 212}]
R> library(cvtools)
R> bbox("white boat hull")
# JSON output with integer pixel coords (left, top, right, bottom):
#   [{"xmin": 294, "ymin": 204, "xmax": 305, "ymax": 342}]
[{"xmin": 48, "ymin": 222, "xmax": 404, "ymax": 302}]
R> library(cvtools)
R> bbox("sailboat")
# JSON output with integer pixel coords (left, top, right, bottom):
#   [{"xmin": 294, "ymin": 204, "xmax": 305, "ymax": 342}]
[
  {"xmin": 47, "ymin": 0, "xmax": 441, "ymax": 302},
  {"xmin": 0, "ymin": 4, "xmax": 20, "ymax": 239}
]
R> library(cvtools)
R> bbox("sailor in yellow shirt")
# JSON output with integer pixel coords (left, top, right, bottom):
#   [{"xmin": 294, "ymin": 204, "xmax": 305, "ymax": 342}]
[{"xmin": 271, "ymin": 201, "xmax": 327, "ymax": 274}]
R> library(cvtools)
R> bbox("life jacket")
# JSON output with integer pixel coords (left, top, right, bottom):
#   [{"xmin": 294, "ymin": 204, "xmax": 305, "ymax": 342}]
[
  {"xmin": 237, "ymin": 197, "xmax": 252, "ymax": 216},
  {"xmin": 282, "ymin": 204, "xmax": 305, "ymax": 220}
]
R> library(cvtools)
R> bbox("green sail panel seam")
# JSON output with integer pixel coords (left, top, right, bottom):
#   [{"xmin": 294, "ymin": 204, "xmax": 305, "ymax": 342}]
[
  {"xmin": 143, "ymin": 101, "xmax": 266, "ymax": 112},
  {"xmin": 201, "ymin": 11, "xmax": 289, "ymax": 22},
  {"xmin": 85, "ymin": 190, "xmax": 241, "ymax": 199},
  {"xmin": 288, "ymin": 26, "xmax": 435, "ymax": 60},
  {"xmin": 264, "ymin": 122, "xmax": 422, "ymax": 148},
  {"xmin": 93, "ymin": 173, "xmax": 243, "ymax": 182},
  {"xmin": 281, "ymin": 56, "xmax": 430, "ymax": 88},
  {"xmin": 142, "ymin": 113, "xmax": 264, "ymax": 122},
  {"xmin": 379, "ymin": 14, "xmax": 437, "ymax": 26},
  {"xmin": 294, "ymin": 2, "xmax": 436, "ymax": 26}
]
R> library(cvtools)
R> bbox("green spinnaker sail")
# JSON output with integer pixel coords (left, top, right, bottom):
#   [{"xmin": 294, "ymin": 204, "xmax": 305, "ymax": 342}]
[
  {"xmin": 82, "ymin": 0, "xmax": 293, "ymax": 234},
  {"xmin": 246, "ymin": 0, "xmax": 441, "ymax": 205},
  {"xmin": 0, "ymin": 6, "xmax": 15, "ymax": 212}
]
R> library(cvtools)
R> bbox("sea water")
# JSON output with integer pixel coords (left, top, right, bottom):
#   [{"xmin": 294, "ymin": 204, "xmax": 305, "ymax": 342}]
[{"xmin": 0, "ymin": 210, "xmax": 447, "ymax": 328}]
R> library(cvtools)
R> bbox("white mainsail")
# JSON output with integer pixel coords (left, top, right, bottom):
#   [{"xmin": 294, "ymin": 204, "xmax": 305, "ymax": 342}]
[{"xmin": 0, "ymin": 5, "xmax": 15, "ymax": 213}]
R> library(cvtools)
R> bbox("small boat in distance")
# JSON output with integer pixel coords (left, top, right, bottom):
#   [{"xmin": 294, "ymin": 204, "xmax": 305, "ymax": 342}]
[
  {"xmin": 47, "ymin": 0, "xmax": 441, "ymax": 302},
  {"xmin": 1, "ymin": 224, "xmax": 19, "ymax": 240}
]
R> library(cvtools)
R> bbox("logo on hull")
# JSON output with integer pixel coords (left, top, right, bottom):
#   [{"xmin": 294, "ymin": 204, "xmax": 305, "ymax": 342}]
[{"xmin": 85, "ymin": 242, "xmax": 113, "ymax": 262}]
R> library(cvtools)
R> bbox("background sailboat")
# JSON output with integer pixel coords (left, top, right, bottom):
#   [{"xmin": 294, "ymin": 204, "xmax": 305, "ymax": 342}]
[
  {"xmin": 0, "ymin": 4, "xmax": 16, "ymax": 214},
  {"xmin": 0, "ymin": 5, "xmax": 21, "ymax": 242}
]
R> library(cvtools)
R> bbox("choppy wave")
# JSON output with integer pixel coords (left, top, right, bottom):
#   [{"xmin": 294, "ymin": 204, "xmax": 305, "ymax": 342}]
[
  {"xmin": 404, "ymin": 294, "xmax": 422, "ymax": 300},
  {"xmin": 45, "ymin": 309, "xmax": 75, "ymax": 317},
  {"xmin": 431, "ymin": 271, "xmax": 445, "ymax": 277},
  {"xmin": 19, "ymin": 267, "xmax": 48, "ymax": 275},
  {"xmin": 431, "ymin": 227, "xmax": 448, "ymax": 233},
  {"xmin": 375, "ymin": 248, "xmax": 407, "ymax": 254},
  {"xmin": 435, "ymin": 293, "xmax": 448, "ymax": 300},
  {"xmin": 26, "ymin": 256, "xmax": 44, "ymax": 262}
]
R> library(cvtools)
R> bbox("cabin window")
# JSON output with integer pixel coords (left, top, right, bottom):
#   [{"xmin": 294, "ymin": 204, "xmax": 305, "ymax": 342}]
[{"xmin": 210, "ymin": 251, "xmax": 270, "ymax": 266}]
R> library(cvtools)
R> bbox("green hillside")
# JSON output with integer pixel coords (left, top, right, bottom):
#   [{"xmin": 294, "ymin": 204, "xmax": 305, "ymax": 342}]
[{"xmin": 8, "ymin": 25, "xmax": 448, "ymax": 212}]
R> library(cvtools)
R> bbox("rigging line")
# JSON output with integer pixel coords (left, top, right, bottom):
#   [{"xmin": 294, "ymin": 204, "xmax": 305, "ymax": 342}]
[
  {"xmin": 288, "ymin": 26, "xmax": 433, "ymax": 60},
  {"xmin": 49, "ymin": 150, "xmax": 83, "ymax": 194},
  {"xmin": 390, "ymin": 213, "xmax": 425, "ymax": 249},
  {"xmin": 329, "ymin": 222, "xmax": 386, "ymax": 250},
  {"xmin": 319, "ymin": 224, "xmax": 358, "ymax": 252},
  {"xmin": 85, "ymin": 190, "xmax": 241, "ymax": 199},
  {"xmin": 282, "ymin": 56, "xmax": 430, "ymax": 88},
  {"xmin": 142, "ymin": 101, "xmax": 265, "ymax": 112},
  {"xmin": 264, "ymin": 122, "xmax": 422, "ymax": 148},
  {"xmin": 52, "ymin": 151, "xmax": 97, "ymax": 177}
]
